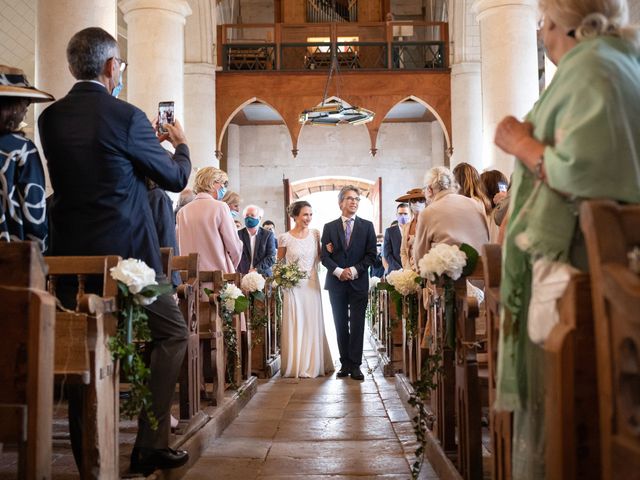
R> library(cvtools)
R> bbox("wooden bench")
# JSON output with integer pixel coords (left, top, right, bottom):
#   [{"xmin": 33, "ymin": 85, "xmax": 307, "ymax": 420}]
[
  {"xmin": 45, "ymin": 255, "xmax": 120, "ymax": 480},
  {"xmin": 249, "ymin": 282, "xmax": 280, "ymax": 378},
  {"xmin": 0, "ymin": 242, "xmax": 56, "ymax": 480},
  {"xmin": 581, "ymin": 199, "xmax": 640, "ymax": 480},
  {"xmin": 482, "ymin": 244, "xmax": 512, "ymax": 480},
  {"xmin": 160, "ymin": 248, "xmax": 201, "ymax": 423}
]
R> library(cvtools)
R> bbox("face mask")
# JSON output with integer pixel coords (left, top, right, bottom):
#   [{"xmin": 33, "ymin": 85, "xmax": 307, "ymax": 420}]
[
  {"xmin": 410, "ymin": 201, "xmax": 426, "ymax": 214},
  {"xmin": 397, "ymin": 213, "xmax": 410, "ymax": 225},
  {"xmin": 217, "ymin": 186, "xmax": 227, "ymax": 201},
  {"xmin": 111, "ymin": 70, "xmax": 124, "ymax": 98},
  {"xmin": 244, "ymin": 217, "xmax": 260, "ymax": 228}
]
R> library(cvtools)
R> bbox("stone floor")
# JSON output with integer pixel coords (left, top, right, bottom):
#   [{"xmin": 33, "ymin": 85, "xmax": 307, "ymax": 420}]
[{"xmin": 181, "ymin": 348, "xmax": 440, "ymax": 480}]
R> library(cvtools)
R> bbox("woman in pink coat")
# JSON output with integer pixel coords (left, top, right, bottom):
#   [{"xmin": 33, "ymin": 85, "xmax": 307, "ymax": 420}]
[{"xmin": 176, "ymin": 167, "xmax": 242, "ymax": 273}]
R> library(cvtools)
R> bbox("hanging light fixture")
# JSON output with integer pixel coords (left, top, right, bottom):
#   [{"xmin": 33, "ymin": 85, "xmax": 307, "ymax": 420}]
[{"xmin": 299, "ymin": 0, "xmax": 375, "ymax": 127}]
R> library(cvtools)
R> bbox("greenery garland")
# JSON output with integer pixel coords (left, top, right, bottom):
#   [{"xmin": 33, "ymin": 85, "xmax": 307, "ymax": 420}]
[
  {"xmin": 408, "ymin": 349, "xmax": 443, "ymax": 479},
  {"xmin": 247, "ymin": 289, "xmax": 268, "ymax": 347}
]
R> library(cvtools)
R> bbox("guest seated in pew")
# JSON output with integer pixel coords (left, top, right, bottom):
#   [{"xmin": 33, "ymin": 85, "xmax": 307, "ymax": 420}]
[
  {"xmin": 493, "ymin": 0, "xmax": 640, "ymax": 477},
  {"xmin": 176, "ymin": 167, "xmax": 243, "ymax": 280},
  {"xmin": 0, "ymin": 65, "xmax": 53, "ymax": 252},
  {"xmin": 396, "ymin": 188, "xmax": 427, "ymax": 271},
  {"xmin": 38, "ymin": 27, "xmax": 191, "ymax": 475},
  {"xmin": 413, "ymin": 166, "xmax": 489, "ymax": 265}
]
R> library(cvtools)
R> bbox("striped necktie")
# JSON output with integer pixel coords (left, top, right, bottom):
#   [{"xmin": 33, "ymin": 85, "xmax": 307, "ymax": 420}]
[{"xmin": 345, "ymin": 218, "xmax": 353, "ymax": 246}]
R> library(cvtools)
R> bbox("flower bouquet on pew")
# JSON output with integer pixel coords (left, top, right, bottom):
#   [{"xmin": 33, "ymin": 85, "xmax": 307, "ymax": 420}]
[
  {"xmin": 379, "ymin": 269, "xmax": 422, "ymax": 339},
  {"xmin": 417, "ymin": 243, "xmax": 479, "ymax": 348},
  {"xmin": 271, "ymin": 259, "xmax": 308, "ymax": 289},
  {"xmin": 109, "ymin": 258, "xmax": 173, "ymax": 429},
  {"xmin": 241, "ymin": 272, "xmax": 268, "ymax": 345}
]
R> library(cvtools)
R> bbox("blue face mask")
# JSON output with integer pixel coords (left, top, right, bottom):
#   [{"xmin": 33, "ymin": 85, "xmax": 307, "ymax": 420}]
[
  {"xmin": 217, "ymin": 186, "xmax": 227, "ymax": 201},
  {"xmin": 111, "ymin": 70, "xmax": 124, "ymax": 98},
  {"xmin": 397, "ymin": 213, "xmax": 410, "ymax": 225},
  {"xmin": 244, "ymin": 217, "xmax": 260, "ymax": 228}
]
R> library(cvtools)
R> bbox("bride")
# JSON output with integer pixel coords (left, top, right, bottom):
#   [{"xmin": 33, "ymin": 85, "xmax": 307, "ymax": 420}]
[{"xmin": 278, "ymin": 200, "xmax": 334, "ymax": 378}]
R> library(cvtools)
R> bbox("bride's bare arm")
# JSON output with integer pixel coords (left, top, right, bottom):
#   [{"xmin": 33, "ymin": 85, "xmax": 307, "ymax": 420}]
[{"xmin": 277, "ymin": 246, "xmax": 286, "ymax": 261}]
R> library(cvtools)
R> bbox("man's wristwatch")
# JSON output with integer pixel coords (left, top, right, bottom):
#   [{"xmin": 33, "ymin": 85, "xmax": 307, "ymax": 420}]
[{"xmin": 534, "ymin": 156, "xmax": 545, "ymax": 180}]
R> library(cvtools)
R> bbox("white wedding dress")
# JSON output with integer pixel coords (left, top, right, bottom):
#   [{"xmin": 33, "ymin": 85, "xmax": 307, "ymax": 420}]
[{"xmin": 278, "ymin": 229, "xmax": 334, "ymax": 378}]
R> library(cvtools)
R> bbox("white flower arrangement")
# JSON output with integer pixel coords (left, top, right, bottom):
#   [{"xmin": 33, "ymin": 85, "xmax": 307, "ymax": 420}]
[
  {"xmin": 386, "ymin": 269, "xmax": 421, "ymax": 296},
  {"xmin": 110, "ymin": 258, "xmax": 160, "ymax": 305},
  {"xmin": 369, "ymin": 276, "xmax": 381, "ymax": 291},
  {"xmin": 240, "ymin": 271, "xmax": 266, "ymax": 293},
  {"xmin": 220, "ymin": 283, "xmax": 245, "ymax": 313},
  {"xmin": 418, "ymin": 243, "xmax": 468, "ymax": 282}
]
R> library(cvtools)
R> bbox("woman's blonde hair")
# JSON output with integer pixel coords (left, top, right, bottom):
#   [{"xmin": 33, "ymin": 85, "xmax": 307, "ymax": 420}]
[
  {"xmin": 540, "ymin": 0, "xmax": 640, "ymax": 49},
  {"xmin": 453, "ymin": 162, "xmax": 492, "ymax": 213},
  {"xmin": 424, "ymin": 166, "xmax": 459, "ymax": 194},
  {"xmin": 222, "ymin": 190, "xmax": 242, "ymax": 209},
  {"xmin": 193, "ymin": 167, "xmax": 228, "ymax": 195}
]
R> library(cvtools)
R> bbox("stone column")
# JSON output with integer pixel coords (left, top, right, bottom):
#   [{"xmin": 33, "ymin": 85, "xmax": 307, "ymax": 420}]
[
  {"xmin": 473, "ymin": 0, "xmax": 539, "ymax": 175},
  {"xmin": 450, "ymin": 62, "xmax": 482, "ymax": 169},
  {"xmin": 119, "ymin": 0, "xmax": 192, "ymax": 122},
  {"xmin": 431, "ymin": 122, "xmax": 445, "ymax": 168},
  {"xmin": 184, "ymin": 0, "xmax": 217, "ymax": 170},
  {"xmin": 226, "ymin": 124, "xmax": 241, "ymax": 192},
  {"xmin": 35, "ymin": 0, "xmax": 118, "ymax": 191}
]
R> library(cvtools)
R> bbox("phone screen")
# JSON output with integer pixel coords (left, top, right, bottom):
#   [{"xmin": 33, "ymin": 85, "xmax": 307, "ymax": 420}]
[
  {"xmin": 498, "ymin": 181, "xmax": 508, "ymax": 192},
  {"xmin": 158, "ymin": 101, "xmax": 175, "ymax": 134}
]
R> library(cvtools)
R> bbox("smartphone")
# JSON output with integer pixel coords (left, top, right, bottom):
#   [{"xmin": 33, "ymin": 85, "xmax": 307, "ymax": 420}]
[
  {"xmin": 498, "ymin": 181, "xmax": 508, "ymax": 192},
  {"xmin": 157, "ymin": 101, "xmax": 175, "ymax": 134}
]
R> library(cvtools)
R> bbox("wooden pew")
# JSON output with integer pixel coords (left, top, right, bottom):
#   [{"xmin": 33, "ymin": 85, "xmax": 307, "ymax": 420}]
[
  {"xmin": 0, "ymin": 242, "xmax": 56, "ymax": 480},
  {"xmin": 581, "ymin": 200, "xmax": 640, "ymax": 480},
  {"xmin": 454, "ymin": 260, "xmax": 484, "ymax": 480},
  {"xmin": 482, "ymin": 244, "xmax": 512, "ymax": 480},
  {"xmin": 198, "ymin": 271, "xmax": 223, "ymax": 405},
  {"xmin": 544, "ymin": 271, "xmax": 600, "ymax": 480},
  {"xmin": 45, "ymin": 255, "xmax": 120, "ymax": 480},
  {"xmin": 161, "ymin": 249, "xmax": 201, "ymax": 423},
  {"xmin": 249, "ymin": 282, "xmax": 280, "ymax": 378}
]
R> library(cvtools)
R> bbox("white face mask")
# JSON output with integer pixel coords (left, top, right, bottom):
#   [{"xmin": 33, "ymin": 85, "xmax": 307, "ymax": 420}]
[{"xmin": 410, "ymin": 201, "xmax": 426, "ymax": 214}]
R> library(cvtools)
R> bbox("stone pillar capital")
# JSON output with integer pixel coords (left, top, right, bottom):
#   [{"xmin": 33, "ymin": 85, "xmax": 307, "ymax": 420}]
[
  {"xmin": 119, "ymin": 0, "xmax": 192, "ymax": 21},
  {"xmin": 451, "ymin": 62, "xmax": 481, "ymax": 76},
  {"xmin": 472, "ymin": 0, "xmax": 537, "ymax": 18},
  {"xmin": 184, "ymin": 62, "xmax": 217, "ymax": 76}
]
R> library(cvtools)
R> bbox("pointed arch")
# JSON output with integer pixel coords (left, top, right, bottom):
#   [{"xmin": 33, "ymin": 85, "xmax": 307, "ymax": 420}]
[
  {"xmin": 216, "ymin": 97, "xmax": 292, "ymax": 152},
  {"xmin": 376, "ymin": 95, "xmax": 451, "ymax": 152}
]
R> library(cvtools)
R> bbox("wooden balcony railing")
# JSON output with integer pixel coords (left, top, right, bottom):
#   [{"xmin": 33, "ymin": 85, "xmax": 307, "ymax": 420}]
[{"xmin": 218, "ymin": 21, "xmax": 449, "ymax": 72}]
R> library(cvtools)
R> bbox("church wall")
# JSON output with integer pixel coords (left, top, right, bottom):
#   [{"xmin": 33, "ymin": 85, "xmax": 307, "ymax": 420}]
[{"xmin": 235, "ymin": 121, "xmax": 442, "ymax": 230}]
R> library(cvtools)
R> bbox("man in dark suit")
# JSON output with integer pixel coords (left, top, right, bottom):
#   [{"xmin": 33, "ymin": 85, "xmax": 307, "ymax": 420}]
[
  {"xmin": 38, "ymin": 27, "xmax": 190, "ymax": 475},
  {"xmin": 237, "ymin": 204, "xmax": 276, "ymax": 276},
  {"xmin": 382, "ymin": 202, "xmax": 410, "ymax": 274},
  {"xmin": 321, "ymin": 185, "xmax": 377, "ymax": 380}
]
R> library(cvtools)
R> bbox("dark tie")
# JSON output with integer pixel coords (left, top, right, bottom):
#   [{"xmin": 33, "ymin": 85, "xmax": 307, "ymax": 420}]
[{"xmin": 345, "ymin": 218, "xmax": 353, "ymax": 246}]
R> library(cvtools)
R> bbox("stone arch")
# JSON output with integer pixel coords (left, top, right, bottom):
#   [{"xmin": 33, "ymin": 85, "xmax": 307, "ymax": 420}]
[{"xmin": 290, "ymin": 175, "xmax": 375, "ymax": 200}]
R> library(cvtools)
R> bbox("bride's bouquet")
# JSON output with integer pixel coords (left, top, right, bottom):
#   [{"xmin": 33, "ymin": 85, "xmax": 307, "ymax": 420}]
[{"xmin": 272, "ymin": 259, "xmax": 308, "ymax": 289}]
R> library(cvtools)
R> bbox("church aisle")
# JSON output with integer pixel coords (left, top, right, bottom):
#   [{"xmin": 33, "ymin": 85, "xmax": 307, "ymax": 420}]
[{"xmin": 182, "ymin": 345, "xmax": 440, "ymax": 479}]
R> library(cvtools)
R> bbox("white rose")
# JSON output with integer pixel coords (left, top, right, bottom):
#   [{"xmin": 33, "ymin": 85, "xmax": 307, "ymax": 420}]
[
  {"xmin": 241, "ymin": 271, "xmax": 266, "ymax": 293},
  {"xmin": 418, "ymin": 244, "xmax": 468, "ymax": 281},
  {"xmin": 369, "ymin": 276, "xmax": 381, "ymax": 291},
  {"xmin": 110, "ymin": 258, "xmax": 157, "ymax": 294},
  {"xmin": 224, "ymin": 298, "xmax": 236, "ymax": 311},
  {"xmin": 387, "ymin": 269, "xmax": 420, "ymax": 296},
  {"xmin": 221, "ymin": 283, "xmax": 242, "ymax": 300}
]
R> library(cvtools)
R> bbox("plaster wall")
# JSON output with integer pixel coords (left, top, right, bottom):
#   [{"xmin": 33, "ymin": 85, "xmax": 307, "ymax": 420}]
[{"xmin": 235, "ymin": 121, "xmax": 444, "ymax": 230}]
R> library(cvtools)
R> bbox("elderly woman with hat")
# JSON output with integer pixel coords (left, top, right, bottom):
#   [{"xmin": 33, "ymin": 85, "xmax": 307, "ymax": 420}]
[
  {"xmin": 0, "ymin": 65, "xmax": 54, "ymax": 252},
  {"xmin": 395, "ymin": 187, "xmax": 427, "ymax": 271}
]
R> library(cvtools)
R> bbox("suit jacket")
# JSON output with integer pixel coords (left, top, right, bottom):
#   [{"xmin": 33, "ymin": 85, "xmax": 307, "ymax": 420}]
[
  {"xmin": 321, "ymin": 216, "xmax": 377, "ymax": 292},
  {"xmin": 38, "ymin": 82, "xmax": 190, "ymax": 274},
  {"xmin": 176, "ymin": 193, "xmax": 242, "ymax": 273},
  {"xmin": 237, "ymin": 226, "xmax": 276, "ymax": 276},
  {"xmin": 382, "ymin": 225, "xmax": 402, "ymax": 273}
]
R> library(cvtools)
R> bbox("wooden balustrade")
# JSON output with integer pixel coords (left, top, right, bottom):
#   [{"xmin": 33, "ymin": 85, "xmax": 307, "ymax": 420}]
[{"xmin": 0, "ymin": 242, "xmax": 56, "ymax": 480}]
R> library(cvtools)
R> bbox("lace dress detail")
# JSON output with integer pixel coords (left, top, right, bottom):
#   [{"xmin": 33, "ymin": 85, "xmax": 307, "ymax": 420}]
[{"xmin": 278, "ymin": 229, "xmax": 334, "ymax": 378}]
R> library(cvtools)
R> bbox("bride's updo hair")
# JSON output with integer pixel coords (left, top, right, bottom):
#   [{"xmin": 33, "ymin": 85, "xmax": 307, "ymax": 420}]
[
  {"xmin": 540, "ymin": 0, "xmax": 640, "ymax": 50},
  {"xmin": 288, "ymin": 200, "xmax": 311, "ymax": 218}
]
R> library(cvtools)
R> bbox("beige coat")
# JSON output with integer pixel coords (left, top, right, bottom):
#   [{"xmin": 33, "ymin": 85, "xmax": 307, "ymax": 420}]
[
  {"xmin": 176, "ymin": 192, "xmax": 243, "ymax": 273},
  {"xmin": 413, "ymin": 190, "xmax": 489, "ymax": 266}
]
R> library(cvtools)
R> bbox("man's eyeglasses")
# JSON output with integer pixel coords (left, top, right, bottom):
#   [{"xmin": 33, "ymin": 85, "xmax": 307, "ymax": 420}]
[
  {"xmin": 112, "ymin": 57, "xmax": 127, "ymax": 73},
  {"xmin": 344, "ymin": 196, "xmax": 361, "ymax": 202}
]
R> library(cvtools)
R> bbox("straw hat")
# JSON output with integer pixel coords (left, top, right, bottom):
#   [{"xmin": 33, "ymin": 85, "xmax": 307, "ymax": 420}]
[
  {"xmin": 0, "ymin": 65, "xmax": 54, "ymax": 102},
  {"xmin": 395, "ymin": 188, "xmax": 426, "ymax": 202}
]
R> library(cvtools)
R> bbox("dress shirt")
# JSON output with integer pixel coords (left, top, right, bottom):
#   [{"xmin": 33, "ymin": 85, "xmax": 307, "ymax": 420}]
[
  {"xmin": 332, "ymin": 215, "xmax": 359, "ymax": 280},
  {"xmin": 249, "ymin": 228, "xmax": 257, "ymax": 268}
]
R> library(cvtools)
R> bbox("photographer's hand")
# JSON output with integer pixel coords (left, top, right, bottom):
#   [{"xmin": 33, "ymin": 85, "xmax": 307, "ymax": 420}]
[{"xmin": 164, "ymin": 120, "xmax": 188, "ymax": 148}]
